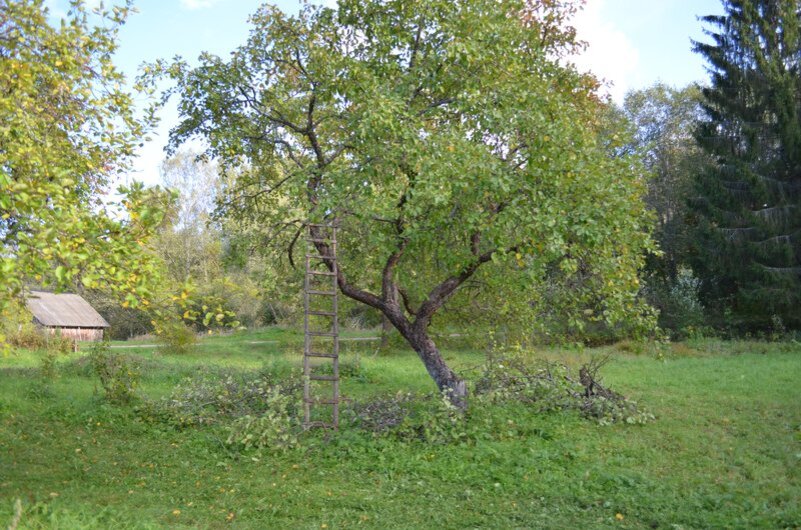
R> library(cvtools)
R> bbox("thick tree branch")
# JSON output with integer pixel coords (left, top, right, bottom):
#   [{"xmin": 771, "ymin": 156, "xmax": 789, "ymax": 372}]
[
  {"xmin": 287, "ymin": 223, "xmax": 304, "ymax": 269},
  {"xmin": 398, "ymin": 287, "xmax": 418, "ymax": 316},
  {"xmin": 307, "ymin": 225, "xmax": 385, "ymax": 311},
  {"xmin": 470, "ymin": 232, "xmax": 481, "ymax": 256},
  {"xmin": 381, "ymin": 237, "xmax": 409, "ymax": 303},
  {"xmin": 415, "ymin": 245, "xmax": 520, "ymax": 325}
]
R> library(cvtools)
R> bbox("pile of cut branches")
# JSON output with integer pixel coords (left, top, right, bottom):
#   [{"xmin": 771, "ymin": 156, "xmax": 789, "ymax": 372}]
[{"xmin": 474, "ymin": 351, "xmax": 653, "ymax": 424}]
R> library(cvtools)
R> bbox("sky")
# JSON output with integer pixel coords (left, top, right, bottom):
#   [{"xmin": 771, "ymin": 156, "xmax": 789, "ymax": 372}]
[{"xmin": 47, "ymin": 0, "xmax": 726, "ymax": 187}]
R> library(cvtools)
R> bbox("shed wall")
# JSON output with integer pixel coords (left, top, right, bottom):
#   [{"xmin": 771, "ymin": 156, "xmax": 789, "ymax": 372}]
[{"xmin": 47, "ymin": 327, "xmax": 104, "ymax": 342}]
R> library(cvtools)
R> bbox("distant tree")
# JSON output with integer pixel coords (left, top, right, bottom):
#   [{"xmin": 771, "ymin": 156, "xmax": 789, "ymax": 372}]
[
  {"xmin": 151, "ymin": 0, "xmax": 656, "ymax": 407},
  {"xmin": 0, "ymin": 0, "xmax": 173, "ymax": 348},
  {"xmin": 691, "ymin": 0, "xmax": 801, "ymax": 330},
  {"xmin": 157, "ymin": 151, "xmax": 222, "ymax": 283},
  {"xmin": 154, "ymin": 151, "xmax": 270, "ymax": 329},
  {"xmin": 623, "ymin": 84, "xmax": 707, "ymax": 277},
  {"xmin": 619, "ymin": 84, "xmax": 711, "ymax": 334}
]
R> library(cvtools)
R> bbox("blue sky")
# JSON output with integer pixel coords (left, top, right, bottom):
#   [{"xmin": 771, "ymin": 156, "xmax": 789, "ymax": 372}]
[{"xmin": 48, "ymin": 0, "xmax": 726, "ymax": 185}]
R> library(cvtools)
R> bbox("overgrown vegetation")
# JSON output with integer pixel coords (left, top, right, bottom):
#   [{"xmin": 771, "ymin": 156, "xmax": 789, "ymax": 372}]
[
  {"xmin": 88, "ymin": 343, "xmax": 141, "ymax": 405},
  {"xmin": 474, "ymin": 348, "xmax": 655, "ymax": 425}
]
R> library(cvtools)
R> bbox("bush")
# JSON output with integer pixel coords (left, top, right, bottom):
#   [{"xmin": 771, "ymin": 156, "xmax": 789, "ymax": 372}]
[
  {"xmin": 156, "ymin": 321, "xmax": 197, "ymax": 355},
  {"xmin": 88, "ymin": 342, "xmax": 140, "ymax": 404},
  {"xmin": 0, "ymin": 298, "xmax": 78, "ymax": 353},
  {"xmin": 644, "ymin": 267, "xmax": 707, "ymax": 339},
  {"xmin": 474, "ymin": 347, "xmax": 654, "ymax": 425},
  {"xmin": 39, "ymin": 348, "xmax": 59, "ymax": 381}
]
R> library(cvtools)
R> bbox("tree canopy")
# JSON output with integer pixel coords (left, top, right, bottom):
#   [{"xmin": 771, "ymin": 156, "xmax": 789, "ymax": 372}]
[
  {"xmin": 152, "ymin": 0, "xmax": 656, "ymax": 405},
  {"xmin": 0, "ymin": 0, "xmax": 174, "ymax": 347},
  {"xmin": 691, "ymin": 0, "xmax": 801, "ymax": 330}
]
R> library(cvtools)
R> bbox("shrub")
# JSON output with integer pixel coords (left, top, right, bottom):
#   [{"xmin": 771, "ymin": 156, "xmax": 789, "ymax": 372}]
[
  {"xmin": 397, "ymin": 391, "xmax": 468, "ymax": 444},
  {"xmin": 88, "ymin": 342, "xmax": 140, "ymax": 404},
  {"xmin": 644, "ymin": 267, "xmax": 707, "ymax": 339},
  {"xmin": 39, "ymin": 348, "xmax": 59, "ymax": 381},
  {"xmin": 0, "ymin": 299, "xmax": 76, "ymax": 352},
  {"xmin": 156, "ymin": 321, "xmax": 197, "ymax": 355}
]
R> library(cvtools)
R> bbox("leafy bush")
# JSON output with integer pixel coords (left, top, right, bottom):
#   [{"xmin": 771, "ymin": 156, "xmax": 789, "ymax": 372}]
[
  {"xmin": 644, "ymin": 267, "xmax": 707, "ymax": 339},
  {"xmin": 39, "ymin": 348, "xmax": 59, "ymax": 381},
  {"xmin": 89, "ymin": 342, "xmax": 140, "ymax": 404},
  {"xmin": 155, "ymin": 321, "xmax": 197, "ymax": 355},
  {"xmin": 1, "ymin": 299, "xmax": 42, "ymax": 350},
  {"xmin": 0, "ymin": 299, "xmax": 77, "ymax": 353},
  {"xmin": 398, "ymin": 392, "xmax": 467, "ymax": 444}
]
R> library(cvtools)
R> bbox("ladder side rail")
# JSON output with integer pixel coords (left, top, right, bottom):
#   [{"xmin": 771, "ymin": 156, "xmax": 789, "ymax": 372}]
[
  {"xmin": 303, "ymin": 252, "xmax": 311, "ymax": 427},
  {"xmin": 332, "ymin": 227, "xmax": 339, "ymax": 428}
]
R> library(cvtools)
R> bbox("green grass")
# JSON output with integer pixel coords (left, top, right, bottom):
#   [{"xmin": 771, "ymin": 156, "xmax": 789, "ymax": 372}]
[{"xmin": 1, "ymin": 329, "xmax": 800, "ymax": 529}]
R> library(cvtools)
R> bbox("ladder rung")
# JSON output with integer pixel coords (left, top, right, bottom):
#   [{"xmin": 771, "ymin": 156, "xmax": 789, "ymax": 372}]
[
  {"xmin": 309, "ymin": 374, "xmax": 338, "ymax": 381},
  {"xmin": 308, "ymin": 270, "xmax": 336, "ymax": 277},
  {"xmin": 306, "ymin": 352, "xmax": 337, "ymax": 358},
  {"xmin": 307, "ymin": 290, "xmax": 336, "ymax": 296},
  {"xmin": 308, "ymin": 310, "xmax": 336, "ymax": 317},
  {"xmin": 307, "ymin": 331, "xmax": 337, "ymax": 337},
  {"xmin": 307, "ymin": 254, "xmax": 335, "ymax": 260},
  {"xmin": 304, "ymin": 398, "xmax": 339, "ymax": 405}
]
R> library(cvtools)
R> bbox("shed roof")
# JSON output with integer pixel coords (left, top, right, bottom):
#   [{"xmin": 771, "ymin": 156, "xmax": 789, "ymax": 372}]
[{"xmin": 26, "ymin": 291, "xmax": 109, "ymax": 328}]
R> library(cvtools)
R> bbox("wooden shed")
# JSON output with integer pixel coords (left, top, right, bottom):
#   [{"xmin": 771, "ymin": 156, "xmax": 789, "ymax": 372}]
[{"xmin": 26, "ymin": 291, "xmax": 109, "ymax": 342}]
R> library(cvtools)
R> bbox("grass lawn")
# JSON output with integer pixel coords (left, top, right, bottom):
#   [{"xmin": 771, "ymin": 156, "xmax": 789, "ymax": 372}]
[{"xmin": 1, "ymin": 329, "xmax": 799, "ymax": 529}]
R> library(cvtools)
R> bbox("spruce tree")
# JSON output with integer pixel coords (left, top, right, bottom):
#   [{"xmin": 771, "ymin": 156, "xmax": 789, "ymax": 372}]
[{"xmin": 691, "ymin": 0, "xmax": 801, "ymax": 330}]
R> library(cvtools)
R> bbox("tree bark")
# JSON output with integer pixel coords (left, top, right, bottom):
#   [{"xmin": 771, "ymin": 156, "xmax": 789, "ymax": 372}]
[
  {"xmin": 381, "ymin": 300, "xmax": 468, "ymax": 410},
  {"xmin": 402, "ymin": 322, "xmax": 468, "ymax": 410}
]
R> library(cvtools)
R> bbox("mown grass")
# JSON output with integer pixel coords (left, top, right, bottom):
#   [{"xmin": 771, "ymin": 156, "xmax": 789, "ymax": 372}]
[{"xmin": 1, "ymin": 329, "xmax": 799, "ymax": 529}]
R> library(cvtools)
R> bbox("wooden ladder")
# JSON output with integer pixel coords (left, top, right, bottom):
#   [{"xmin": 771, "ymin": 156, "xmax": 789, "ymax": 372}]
[{"xmin": 303, "ymin": 223, "xmax": 339, "ymax": 430}]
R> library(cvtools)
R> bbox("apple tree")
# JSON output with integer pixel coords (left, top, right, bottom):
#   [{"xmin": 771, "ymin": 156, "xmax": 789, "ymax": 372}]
[{"xmin": 153, "ymin": 0, "xmax": 656, "ymax": 406}]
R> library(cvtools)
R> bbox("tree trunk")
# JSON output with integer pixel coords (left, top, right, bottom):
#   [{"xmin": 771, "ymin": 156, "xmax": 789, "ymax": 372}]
[
  {"xmin": 314, "ymin": 229, "xmax": 470, "ymax": 410},
  {"xmin": 402, "ymin": 322, "xmax": 467, "ymax": 410}
]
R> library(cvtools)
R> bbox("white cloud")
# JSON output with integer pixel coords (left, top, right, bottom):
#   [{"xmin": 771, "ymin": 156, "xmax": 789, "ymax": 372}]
[
  {"xmin": 570, "ymin": 0, "xmax": 640, "ymax": 103},
  {"xmin": 180, "ymin": 0, "xmax": 222, "ymax": 10}
]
